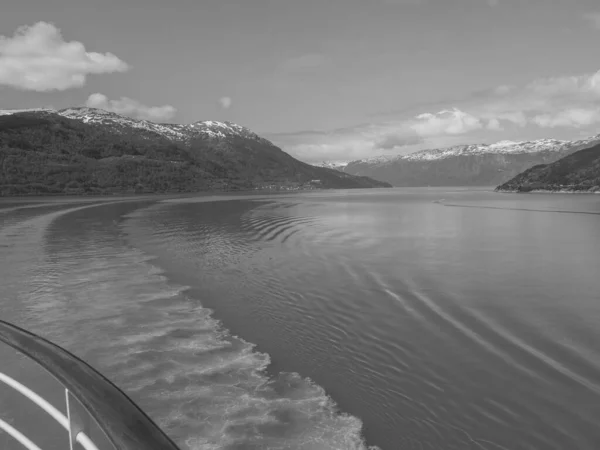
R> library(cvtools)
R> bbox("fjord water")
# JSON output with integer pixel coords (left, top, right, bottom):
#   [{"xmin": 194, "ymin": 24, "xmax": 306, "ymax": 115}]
[{"xmin": 1, "ymin": 189, "xmax": 600, "ymax": 450}]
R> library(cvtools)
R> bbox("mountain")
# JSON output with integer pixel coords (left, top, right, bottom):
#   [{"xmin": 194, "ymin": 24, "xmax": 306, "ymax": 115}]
[
  {"xmin": 335, "ymin": 137, "xmax": 600, "ymax": 187},
  {"xmin": 0, "ymin": 108, "xmax": 390, "ymax": 196},
  {"xmin": 315, "ymin": 161, "xmax": 347, "ymax": 172},
  {"xmin": 496, "ymin": 142, "xmax": 600, "ymax": 193}
]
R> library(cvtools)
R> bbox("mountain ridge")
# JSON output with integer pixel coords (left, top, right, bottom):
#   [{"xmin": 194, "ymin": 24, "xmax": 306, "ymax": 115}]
[
  {"xmin": 0, "ymin": 108, "xmax": 391, "ymax": 196},
  {"xmin": 57, "ymin": 107, "xmax": 266, "ymax": 143},
  {"xmin": 326, "ymin": 135, "xmax": 600, "ymax": 187}
]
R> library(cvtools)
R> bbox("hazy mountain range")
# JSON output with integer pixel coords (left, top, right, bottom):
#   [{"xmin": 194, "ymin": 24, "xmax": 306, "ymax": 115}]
[
  {"xmin": 317, "ymin": 136, "xmax": 600, "ymax": 187},
  {"xmin": 0, "ymin": 108, "xmax": 390, "ymax": 196}
]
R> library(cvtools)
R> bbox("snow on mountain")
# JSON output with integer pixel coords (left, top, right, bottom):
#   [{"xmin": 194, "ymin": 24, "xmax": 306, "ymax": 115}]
[
  {"xmin": 49, "ymin": 107, "xmax": 264, "ymax": 143},
  {"xmin": 0, "ymin": 107, "xmax": 392, "ymax": 194},
  {"xmin": 315, "ymin": 161, "xmax": 349, "ymax": 171},
  {"xmin": 188, "ymin": 120, "xmax": 264, "ymax": 141},
  {"xmin": 352, "ymin": 136, "xmax": 600, "ymax": 166},
  {"xmin": 4, "ymin": 106, "xmax": 598, "ymax": 172},
  {"xmin": 0, "ymin": 108, "xmax": 54, "ymax": 116},
  {"xmin": 341, "ymin": 134, "xmax": 600, "ymax": 187},
  {"xmin": 57, "ymin": 107, "xmax": 190, "ymax": 141}
]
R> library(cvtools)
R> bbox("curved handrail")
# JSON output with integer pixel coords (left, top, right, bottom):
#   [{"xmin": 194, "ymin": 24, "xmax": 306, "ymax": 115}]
[
  {"xmin": 0, "ymin": 319, "xmax": 181, "ymax": 450},
  {"xmin": 0, "ymin": 372, "xmax": 99, "ymax": 450},
  {"xmin": 0, "ymin": 418, "xmax": 43, "ymax": 450}
]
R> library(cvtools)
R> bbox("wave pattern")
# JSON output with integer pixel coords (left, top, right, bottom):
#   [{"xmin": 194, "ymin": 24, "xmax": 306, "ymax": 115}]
[
  {"xmin": 0, "ymin": 200, "xmax": 377, "ymax": 450},
  {"xmin": 4, "ymin": 190, "xmax": 600, "ymax": 450},
  {"xmin": 121, "ymin": 192, "xmax": 600, "ymax": 450}
]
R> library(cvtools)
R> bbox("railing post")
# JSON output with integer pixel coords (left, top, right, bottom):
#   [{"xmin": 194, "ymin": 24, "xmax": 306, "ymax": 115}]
[
  {"xmin": 0, "ymin": 372, "xmax": 99, "ymax": 450},
  {"xmin": 66, "ymin": 388, "xmax": 92, "ymax": 450},
  {"xmin": 0, "ymin": 319, "xmax": 181, "ymax": 450},
  {"xmin": 66, "ymin": 389, "xmax": 74, "ymax": 450}
]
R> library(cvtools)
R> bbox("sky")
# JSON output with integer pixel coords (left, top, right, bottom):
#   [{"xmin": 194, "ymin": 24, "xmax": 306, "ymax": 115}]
[{"xmin": 1, "ymin": 0, "xmax": 600, "ymax": 163}]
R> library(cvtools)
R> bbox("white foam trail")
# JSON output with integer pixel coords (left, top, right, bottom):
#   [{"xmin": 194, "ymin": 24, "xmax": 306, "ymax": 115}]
[{"xmin": 0, "ymin": 201, "xmax": 379, "ymax": 450}]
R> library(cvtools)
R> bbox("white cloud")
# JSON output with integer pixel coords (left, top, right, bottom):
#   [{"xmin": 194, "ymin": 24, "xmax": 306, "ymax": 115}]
[
  {"xmin": 531, "ymin": 108, "xmax": 600, "ymax": 128},
  {"xmin": 85, "ymin": 93, "xmax": 176, "ymax": 122},
  {"xmin": 583, "ymin": 12, "xmax": 600, "ymax": 30},
  {"xmin": 525, "ymin": 70, "xmax": 600, "ymax": 98},
  {"xmin": 267, "ymin": 108, "xmax": 486, "ymax": 163},
  {"xmin": 486, "ymin": 0, "xmax": 499, "ymax": 7},
  {"xmin": 0, "ymin": 22, "xmax": 128, "ymax": 91},
  {"xmin": 450, "ymin": 69, "xmax": 600, "ymax": 131},
  {"xmin": 452, "ymin": 69, "xmax": 600, "ymax": 131},
  {"xmin": 270, "ymin": 66, "xmax": 600, "ymax": 163},
  {"xmin": 487, "ymin": 118, "xmax": 503, "ymax": 130},
  {"xmin": 411, "ymin": 108, "xmax": 483, "ymax": 136},
  {"xmin": 219, "ymin": 96, "xmax": 232, "ymax": 109},
  {"xmin": 461, "ymin": 69, "xmax": 600, "ymax": 129}
]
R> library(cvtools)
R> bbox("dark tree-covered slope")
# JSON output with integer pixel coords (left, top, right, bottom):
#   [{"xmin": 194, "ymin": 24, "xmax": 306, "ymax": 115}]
[
  {"xmin": 495, "ymin": 142, "xmax": 600, "ymax": 192},
  {"xmin": 0, "ymin": 110, "xmax": 390, "ymax": 196}
]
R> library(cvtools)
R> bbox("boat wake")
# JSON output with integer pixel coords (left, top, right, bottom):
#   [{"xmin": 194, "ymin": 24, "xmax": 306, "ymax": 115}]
[{"xmin": 0, "ymin": 200, "xmax": 379, "ymax": 450}]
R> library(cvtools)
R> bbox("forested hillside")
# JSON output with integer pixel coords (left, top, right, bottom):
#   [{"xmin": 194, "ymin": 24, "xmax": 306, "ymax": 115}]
[
  {"xmin": 496, "ymin": 142, "xmax": 600, "ymax": 192},
  {"xmin": 0, "ymin": 110, "xmax": 390, "ymax": 196}
]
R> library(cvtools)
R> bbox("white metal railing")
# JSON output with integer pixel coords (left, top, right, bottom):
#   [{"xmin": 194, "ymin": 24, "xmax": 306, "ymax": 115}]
[
  {"xmin": 0, "ymin": 418, "xmax": 42, "ymax": 450},
  {"xmin": 0, "ymin": 319, "xmax": 181, "ymax": 450},
  {"xmin": 0, "ymin": 372, "xmax": 99, "ymax": 450}
]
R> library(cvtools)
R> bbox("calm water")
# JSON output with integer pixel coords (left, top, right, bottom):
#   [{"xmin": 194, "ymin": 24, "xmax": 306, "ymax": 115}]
[{"xmin": 1, "ymin": 188, "xmax": 600, "ymax": 450}]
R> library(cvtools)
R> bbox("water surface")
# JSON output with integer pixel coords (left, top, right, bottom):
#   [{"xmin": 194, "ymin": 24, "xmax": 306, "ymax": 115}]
[{"xmin": 1, "ymin": 188, "xmax": 600, "ymax": 449}]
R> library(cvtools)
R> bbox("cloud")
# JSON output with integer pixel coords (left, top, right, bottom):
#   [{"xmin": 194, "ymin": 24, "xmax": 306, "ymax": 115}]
[
  {"xmin": 531, "ymin": 108, "xmax": 600, "ymax": 128},
  {"xmin": 456, "ymin": 69, "xmax": 600, "ymax": 129},
  {"xmin": 525, "ymin": 71, "xmax": 600, "ymax": 98},
  {"xmin": 583, "ymin": 12, "xmax": 600, "ymax": 30},
  {"xmin": 411, "ymin": 108, "xmax": 483, "ymax": 136},
  {"xmin": 267, "ymin": 107, "xmax": 486, "ymax": 163},
  {"xmin": 219, "ymin": 96, "xmax": 232, "ymax": 109},
  {"xmin": 487, "ymin": 118, "xmax": 503, "ymax": 130},
  {"xmin": 0, "ymin": 22, "xmax": 128, "ymax": 91},
  {"xmin": 486, "ymin": 0, "xmax": 499, "ymax": 6},
  {"xmin": 85, "ymin": 93, "xmax": 176, "ymax": 122},
  {"xmin": 270, "ymin": 65, "xmax": 600, "ymax": 163}
]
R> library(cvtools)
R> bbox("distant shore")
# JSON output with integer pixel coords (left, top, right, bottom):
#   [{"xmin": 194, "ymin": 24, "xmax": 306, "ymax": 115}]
[
  {"xmin": 0, "ymin": 188, "xmax": 326, "ymax": 202},
  {"xmin": 496, "ymin": 188, "xmax": 600, "ymax": 194}
]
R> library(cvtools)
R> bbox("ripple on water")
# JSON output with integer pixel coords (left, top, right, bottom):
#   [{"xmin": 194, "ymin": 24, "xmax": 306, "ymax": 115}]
[{"xmin": 0, "ymin": 201, "xmax": 379, "ymax": 450}]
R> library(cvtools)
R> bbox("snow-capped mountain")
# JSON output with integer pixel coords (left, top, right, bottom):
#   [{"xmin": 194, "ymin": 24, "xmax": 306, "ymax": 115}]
[
  {"xmin": 315, "ymin": 161, "xmax": 348, "ymax": 171},
  {"xmin": 340, "ymin": 135, "xmax": 600, "ymax": 187},
  {"xmin": 354, "ymin": 137, "xmax": 599, "ymax": 166},
  {"xmin": 0, "ymin": 108, "xmax": 54, "ymax": 116},
  {"xmin": 0, "ymin": 107, "xmax": 390, "ymax": 196},
  {"xmin": 56, "ymin": 107, "xmax": 265, "ymax": 144}
]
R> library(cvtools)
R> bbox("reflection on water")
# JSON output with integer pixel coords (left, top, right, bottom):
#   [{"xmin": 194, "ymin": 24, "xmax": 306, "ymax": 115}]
[{"xmin": 1, "ymin": 189, "xmax": 600, "ymax": 450}]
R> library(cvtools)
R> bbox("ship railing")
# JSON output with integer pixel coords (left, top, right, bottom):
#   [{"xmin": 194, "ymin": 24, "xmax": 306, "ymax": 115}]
[
  {"xmin": 0, "ymin": 372, "xmax": 98, "ymax": 450},
  {"xmin": 0, "ymin": 319, "xmax": 181, "ymax": 450}
]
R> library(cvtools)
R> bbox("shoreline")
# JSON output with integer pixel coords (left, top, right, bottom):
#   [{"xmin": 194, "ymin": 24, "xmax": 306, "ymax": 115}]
[
  {"xmin": 496, "ymin": 188, "xmax": 600, "ymax": 194},
  {"xmin": 0, "ymin": 188, "xmax": 324, "ymax": 203}
]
